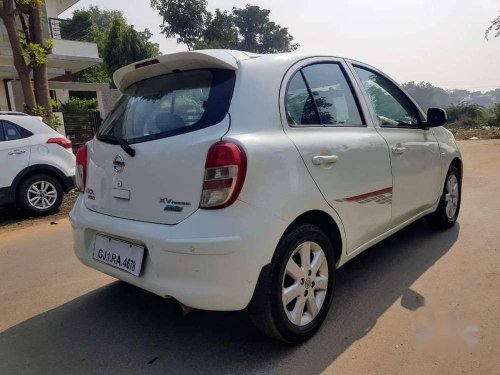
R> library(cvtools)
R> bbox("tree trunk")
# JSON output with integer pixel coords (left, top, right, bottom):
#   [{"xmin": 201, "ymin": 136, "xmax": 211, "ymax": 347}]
[
  {"xmin": 30, "ymin": 3, "xmax": 52, "ymax": 122},
  {"xmin": 0, "ymin": 2, "xmax": 36, "ymax": 110}
]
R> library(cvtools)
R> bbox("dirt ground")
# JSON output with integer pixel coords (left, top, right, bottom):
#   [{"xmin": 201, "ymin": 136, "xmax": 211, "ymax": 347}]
[
  {"xmin": 0, "ymin": 190, "xmax": 78, "ymax": 234},
  {"xmin": 452, "ymin": 127, "xmax": 500, "ymax": 140},
  {"xmin": 0, "ymin": 140, "xmax": 499, "ymax": 374}
]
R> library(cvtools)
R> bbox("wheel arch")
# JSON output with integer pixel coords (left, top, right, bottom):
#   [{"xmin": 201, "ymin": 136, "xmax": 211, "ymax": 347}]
[
  {"xmin": 246, "ymin": 209, "xmax": 343, "ymax": 314},
  {"xmin": 10, "ymin": 164, "xmax": 71, "ymax": 201},
  {"xmin": 450, "ymin": 157, "xmax": 463, "ymax": 178},
  {"xmin": 282, "ymin": 210, "xmax": 343, "ymax": 265}
]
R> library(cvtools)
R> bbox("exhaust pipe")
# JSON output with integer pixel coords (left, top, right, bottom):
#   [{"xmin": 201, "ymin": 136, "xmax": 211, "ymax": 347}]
[{"xmin": 175, "ymin": 301, "xmax": 193, "ymax": 316}]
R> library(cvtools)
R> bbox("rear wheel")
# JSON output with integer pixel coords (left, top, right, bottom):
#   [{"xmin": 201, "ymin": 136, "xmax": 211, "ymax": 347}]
[
  {"xmin": 17, "ymin": 174, "xmax": 63, "ymax": 216},
  {"xmin": 249, "ymin": 224, "xmax": 335, "ymax": 343},
  {"xmin": 427, "ymin": 165, "xmax": 461, "ymax": 229}
]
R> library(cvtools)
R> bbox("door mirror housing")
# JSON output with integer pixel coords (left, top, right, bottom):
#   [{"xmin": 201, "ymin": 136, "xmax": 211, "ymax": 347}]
[{"xmin": 426, "ymin": 108, "xmax": 447, "ymax": 127}]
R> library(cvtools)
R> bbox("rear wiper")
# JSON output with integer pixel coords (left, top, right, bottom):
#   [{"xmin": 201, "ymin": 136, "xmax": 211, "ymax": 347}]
[{"xmin": 97, "ymin": 134, "xmax": 136, "ymax": 157}]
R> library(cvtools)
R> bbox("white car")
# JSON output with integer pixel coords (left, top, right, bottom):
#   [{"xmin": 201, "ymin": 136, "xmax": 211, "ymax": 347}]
[
  {"xmin": 70, "ymin": 50, "xmax": 462, "ymax": 343},
  {"xmin": 0, "ymin": 115, "xmax": 75, "ymax": 215}
]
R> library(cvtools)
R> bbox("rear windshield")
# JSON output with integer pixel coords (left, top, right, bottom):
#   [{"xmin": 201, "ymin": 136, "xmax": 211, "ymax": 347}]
[{"xmin": 98, "ymin": 69, "xmax": 235, "ymax": 144}]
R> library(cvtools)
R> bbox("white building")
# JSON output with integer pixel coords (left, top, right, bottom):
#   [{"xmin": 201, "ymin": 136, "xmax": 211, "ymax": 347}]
[{"xmin": 0, "ymin": 0, "xmax": 117, "ymax": 119}]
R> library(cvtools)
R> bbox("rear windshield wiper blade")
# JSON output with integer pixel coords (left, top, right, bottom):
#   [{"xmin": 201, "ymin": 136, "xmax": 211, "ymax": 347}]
[{"xmin": 97, "ymin": 134, "xmax": 136, "ymax": 157}]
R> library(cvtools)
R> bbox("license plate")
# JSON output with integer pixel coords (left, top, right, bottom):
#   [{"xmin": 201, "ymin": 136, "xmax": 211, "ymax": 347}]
[{"xmin": 93, "ymin": 235, "xmax": 144, "ymax": 276}]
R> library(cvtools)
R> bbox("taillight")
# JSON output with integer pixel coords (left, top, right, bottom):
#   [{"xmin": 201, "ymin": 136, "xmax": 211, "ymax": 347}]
[
  {"xmin": 200, "ymin": 141, "xmax": 247, "ymax": 209},
  {"xmin": 75, "ymin": 145, "xmax": 87, "ymax": 192},
  {"xmin": 47, "ymin": 137, "xmax": 72, "ymax": 149}
]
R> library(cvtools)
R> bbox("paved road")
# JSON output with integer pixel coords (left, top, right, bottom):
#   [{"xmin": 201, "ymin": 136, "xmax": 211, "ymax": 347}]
[{"xmin": 0, "ymin": 140, "xmax": 499, "ymax": 375}]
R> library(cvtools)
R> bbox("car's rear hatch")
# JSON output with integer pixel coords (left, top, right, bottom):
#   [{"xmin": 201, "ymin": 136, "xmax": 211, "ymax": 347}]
[{"xmin": 84, "ymin": 51, "xmax": 245, "ymax": 225}]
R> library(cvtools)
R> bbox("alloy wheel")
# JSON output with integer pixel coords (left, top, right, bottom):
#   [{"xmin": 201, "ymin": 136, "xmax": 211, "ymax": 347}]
[
  {"xmin": 282, "ymin": 241, "xmax": 329, "ymax": 326},
  {"xmin": 27, "ymin": 181, "xmax": 58, "ymax": 210},
  {"xmin": 445, "ymin": 174, "xmax": 459, "ymax": 220}
]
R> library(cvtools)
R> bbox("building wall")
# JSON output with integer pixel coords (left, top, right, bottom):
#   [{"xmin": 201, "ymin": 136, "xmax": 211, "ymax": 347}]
[{"xmin": 0, "ymin": 81, "xmax": 9, "ymax": 111}]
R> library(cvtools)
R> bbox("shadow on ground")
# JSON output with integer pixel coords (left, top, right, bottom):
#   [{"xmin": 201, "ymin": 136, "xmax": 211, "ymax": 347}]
[
  {"xmin": 0, "ymin": 192, "xmax": 77, "ymax": 230},
  {"xmin": 0, "ymin": 219, "xmax": 459, "ymax": 374}
]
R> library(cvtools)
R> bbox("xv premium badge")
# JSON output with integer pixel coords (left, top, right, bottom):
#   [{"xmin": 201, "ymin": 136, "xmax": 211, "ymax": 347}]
[
  {"xmin": 113, "ymin": 155, "xmax": 125, "ymax": 173},
  {"xmin": 160, "ymin": 197, "xmax": 191, "ymax": 212}
]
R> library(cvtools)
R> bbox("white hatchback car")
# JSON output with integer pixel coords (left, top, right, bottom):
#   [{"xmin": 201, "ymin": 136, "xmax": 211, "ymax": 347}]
[
  {"xmin": 70, "ymin": 50, "xmax": 462, "ymax": 343},
  {"xmin": 0, "ymin": 114, "xmax": 75, "ymax": 215}
]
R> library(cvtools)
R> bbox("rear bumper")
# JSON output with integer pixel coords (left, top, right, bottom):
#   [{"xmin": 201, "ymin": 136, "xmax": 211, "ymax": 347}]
[{"xmin": 69, "ymin": 196, "xmax": 286, "ymax": 311}]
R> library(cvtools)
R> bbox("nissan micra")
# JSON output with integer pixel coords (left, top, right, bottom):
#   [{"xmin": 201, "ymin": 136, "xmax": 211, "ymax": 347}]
[{"xmin": 70, "ymin": 50, "xmax": 462, "ymax": 343}]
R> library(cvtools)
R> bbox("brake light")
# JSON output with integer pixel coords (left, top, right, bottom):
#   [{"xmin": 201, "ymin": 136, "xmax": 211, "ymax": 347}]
[
  {"xmin": 200, "ymin": 141, "xmax": 247, "ymax": 209},
  {"xmin": 47, "ymin": 137, "xmax": 72, "ymax": 149},
  {"xmin": 75, "ymin": 145, "xmax": 87, "ymax": 192}
]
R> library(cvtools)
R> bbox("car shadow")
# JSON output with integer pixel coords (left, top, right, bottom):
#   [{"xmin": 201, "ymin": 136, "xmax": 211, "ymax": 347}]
[{"xmin": 0, "ymin": 219, "xmax": 459, "ymax": 375}]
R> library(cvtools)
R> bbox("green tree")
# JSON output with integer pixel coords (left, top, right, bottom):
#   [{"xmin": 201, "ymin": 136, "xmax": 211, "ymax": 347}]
[
  {"xmin": 486, "ymin": 11, "xmax": 500, "ymax": 40},
  {"xmin": 102, "ymin": 17, "xmax": 126, "ymax": 76},
  {"xmin": 402, "ymin": 81, "xmax": 453, "ymax": 110},
  {"xmin": 195, "ymin": 9, "xmax": 238, "ymax": 49},
  {"xmin": 485, "ymin": 88, "xmax": 500, "ymax": 102},
  {"xmin": 446, "ymin": 104, "xmax": 485, "ymax": 123},
  {"xmin": 151, "ymin": 1, "xmax": 299, "ymax": 53},
  {"xmin": 66, "ymin": 7, "xmax": 160, "ymax": 83},
  {"xmin": 0, "ymin": 0, "xmax": 54, "ymax": 125},
  {"xmin": 103, "ymin": 17, "xmax": 161, "ymax": 78},
  {"xmin": 151, "ymin": 0, "xmax": 207, "ymax": 50},
  {"xmin": 232, "ymin": 5, "xmax": 298, "ymax": 53},
  {"xmin": 86, "ymin": 5, "xmax": 125, "ymax": 30},
  {"xmin": 60, "ymin": 9, "xmax": 93, "ymax": 41}
]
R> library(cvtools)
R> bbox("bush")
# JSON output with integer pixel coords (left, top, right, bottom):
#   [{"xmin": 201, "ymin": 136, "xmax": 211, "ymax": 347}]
[
  {"xmin": 60, "ymin": 97, "xmax": 98, "ymax": 113},
  {"xmin": 446, "ymin": 104, "xmax": 485, "ymax": 122},
  {"xmin": 23, "ymin": 105, "xmax": 62, "ymax": 130},
  {"xmin": 486, "ymin": 103, "xmax": 500, "ymax": 127}
]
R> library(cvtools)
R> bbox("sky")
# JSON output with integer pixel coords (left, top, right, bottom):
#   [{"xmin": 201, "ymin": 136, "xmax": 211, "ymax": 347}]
[{"xmin": 61, "ymin": 0, "xmax": 500, "ymax": 92}]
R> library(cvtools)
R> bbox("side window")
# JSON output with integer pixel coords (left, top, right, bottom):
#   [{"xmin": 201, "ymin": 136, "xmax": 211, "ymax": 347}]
[
  {"xmin": 0, "ymin": 123, "xmax": 4, "ymax": 142},
  {"xmin": 285, "ymin": 71, "xmax": 320, "ymax": 126},
  {"xmin": 3, "ymin": 122, "xmax": 24, "ymax": 141},
  {"xmin": 301, "ymin": 63, "xmax": 364, "ymax": 126},
  {"xmin": 354, "ymin": 66, "xmax": 420, "ymax": 127}
]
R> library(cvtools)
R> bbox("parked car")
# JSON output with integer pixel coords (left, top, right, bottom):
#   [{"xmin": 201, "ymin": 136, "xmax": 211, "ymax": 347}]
[
  {"xmin": 70, "ymin": 50, "xmax": 462, "ymax": 343},
  {"xmin": 0, "ymin": 115, "xmax": 75, "ymax": 215}
]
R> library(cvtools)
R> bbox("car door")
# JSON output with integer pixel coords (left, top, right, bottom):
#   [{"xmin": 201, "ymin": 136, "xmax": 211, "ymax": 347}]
[
  {"xmin": 281, "ymin": 59, "xmax": 393, "ymax": 253},
  {"xmin": 0, "ymin": 121, "xmax": 31, "ymax": 190},
  {"xmin": 350, "ymin": 64, "xmax": 442, "ymax": 226}
]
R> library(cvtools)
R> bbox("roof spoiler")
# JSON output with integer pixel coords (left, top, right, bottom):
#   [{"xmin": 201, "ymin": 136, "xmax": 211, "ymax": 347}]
[{"xmin": 113, "ymin": 50, "xmax": 246, "ymax": 92}]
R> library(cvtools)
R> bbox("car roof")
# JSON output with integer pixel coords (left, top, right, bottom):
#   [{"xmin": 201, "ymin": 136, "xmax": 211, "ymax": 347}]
[
  {"xmin": 113, "ymin": 49, "xmax": 352, "ymax": 92},
  {"xmin": 0, "ymin": 111, "xmax": 29, "ymax": 116},
  {"xmin": 0, "ymin": 114, "xmax": 58, "ymax": 135}
]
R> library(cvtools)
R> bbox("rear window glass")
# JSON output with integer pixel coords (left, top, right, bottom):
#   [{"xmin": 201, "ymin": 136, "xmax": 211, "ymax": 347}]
[
  {"xmin": 98, "ymin": 69, "xmax": 235, "ymax": 144},
  {"xmin": 3, "ymin": 122, "xmax": 23, "ymax": 141}
]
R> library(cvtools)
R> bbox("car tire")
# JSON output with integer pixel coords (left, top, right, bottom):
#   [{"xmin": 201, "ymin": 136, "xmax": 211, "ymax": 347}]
[
  {"xmin": 427, "ymin": 165, "xmax": 461, "ymax": 229},
  {"xmin": 249, "ymin": 224, "xmax": 335, "ymax": 343},
  {"xmin": 17, "ymin": 174, "xmax": 64, "ymax": 216}
]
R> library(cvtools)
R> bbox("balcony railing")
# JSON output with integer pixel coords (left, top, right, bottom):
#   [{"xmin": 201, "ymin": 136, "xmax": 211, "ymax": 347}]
[{"xmin": 49, "ymin": 17, "xmax": 92, "ymax": 42}]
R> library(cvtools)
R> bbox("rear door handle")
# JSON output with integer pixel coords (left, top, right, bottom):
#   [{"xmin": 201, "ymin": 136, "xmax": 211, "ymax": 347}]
[
  {"xmin": 312, "ymin": 155, "xmax": 339, "ymax": 165},
  {"xmin": 391, "ymin": 145, "xmax": 406, "ymax": 155},
  {"xmin": 8, "ymin": 149, "xmax": 26, "ymax": 155}
]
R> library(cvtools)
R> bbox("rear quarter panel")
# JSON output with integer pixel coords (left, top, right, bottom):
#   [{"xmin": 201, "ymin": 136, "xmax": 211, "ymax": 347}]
[
  {"xmin": 29, "ymin": 134, "xmax": 76, "ymax": 177},
  {"xmin": 225, "ymin": 57, "xmax": 347, "ymax": 264}
]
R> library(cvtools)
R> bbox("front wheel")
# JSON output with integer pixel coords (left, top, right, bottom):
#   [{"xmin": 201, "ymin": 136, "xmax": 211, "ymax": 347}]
[
  {"xmin": 427, "ymin": 165, "xmax": 461, "ymax": 229},
  {"xmin": 249, "ymin": 224, "xmax": 335, "ymax": 343}
]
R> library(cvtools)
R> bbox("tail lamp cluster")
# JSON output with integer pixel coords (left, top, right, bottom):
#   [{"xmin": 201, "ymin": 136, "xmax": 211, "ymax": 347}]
[
  {"xmin": 200, "ymin": 141, "xmax": 247, "ymax": 209},
  {"xmin": 47, "ymin": 137, "xmax": 72, "ymax": 149},
  {"xmin": 75, "ymin": 145, "xmax": 87, "ymax": 193}
]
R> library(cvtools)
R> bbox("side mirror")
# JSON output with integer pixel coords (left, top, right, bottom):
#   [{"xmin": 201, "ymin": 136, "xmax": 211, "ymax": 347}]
[{"xmin": 426, "ymin": 108, "xmax": 447, "ymax": 127}]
